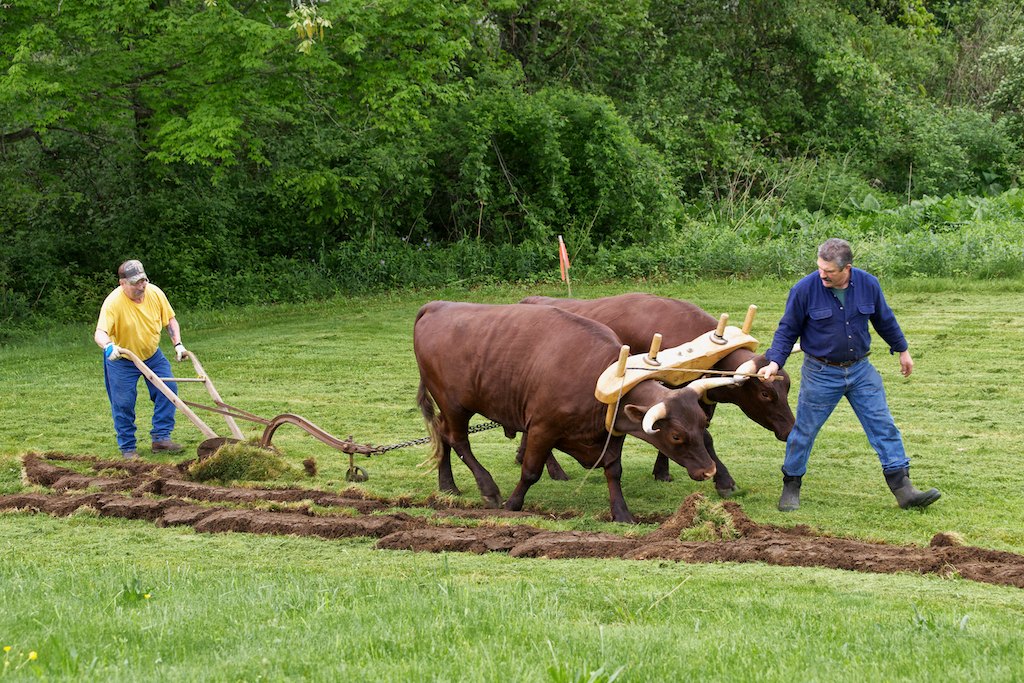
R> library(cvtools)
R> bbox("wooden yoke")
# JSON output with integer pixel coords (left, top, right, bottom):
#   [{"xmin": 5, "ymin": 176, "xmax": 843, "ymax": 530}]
[
  {"xmin": 596, "ymin": 306, "xmax": 761, "ymax": 433},
  {"xmin": 595, "ymin": 326, "xmax": 759, "ymax": 405}
]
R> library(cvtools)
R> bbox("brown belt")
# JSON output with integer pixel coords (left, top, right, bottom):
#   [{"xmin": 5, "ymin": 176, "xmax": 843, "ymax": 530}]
[{"xmin": 811, "ymin": 353, "xmax": 869, "ymax": 368}]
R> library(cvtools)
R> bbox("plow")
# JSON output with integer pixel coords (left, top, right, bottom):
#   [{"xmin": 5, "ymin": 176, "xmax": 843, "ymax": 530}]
[{"xmin": 119, "ymin": 349, "xmax": 394, "ymax": 482}]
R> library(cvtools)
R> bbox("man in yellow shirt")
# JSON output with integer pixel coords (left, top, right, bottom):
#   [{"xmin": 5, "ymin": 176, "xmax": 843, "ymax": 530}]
[{"xmin": 94, "ymin": 260, "xmax": 189, "ymax": 459}]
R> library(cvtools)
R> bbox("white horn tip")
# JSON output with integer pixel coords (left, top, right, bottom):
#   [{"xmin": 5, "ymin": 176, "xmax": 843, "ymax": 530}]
[{"xmin": 642, "ymin": 402, "xmax": 668, "ymax": 434}]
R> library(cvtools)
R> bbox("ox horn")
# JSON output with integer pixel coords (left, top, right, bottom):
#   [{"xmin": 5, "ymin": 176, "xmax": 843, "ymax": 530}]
[
  {"xmin": 687, "ymin": 376, "xmax": 741, "ymax": 399},
  {"xmin": 642, "ymin": 402, "xmax": 668, "ymax": 434},
  {"xmin": 733, "ymin": 359, "xmax": 757, "ymax": 384}
]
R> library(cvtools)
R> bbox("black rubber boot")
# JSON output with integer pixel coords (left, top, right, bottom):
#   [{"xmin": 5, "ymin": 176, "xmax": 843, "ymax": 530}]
[
  {"xmin": 778, "ymin": 472, "xmax": 802, "ymax": 512},
  {"xmin": 884, "ymin": 468, "xmax": 941, "ymax": 509}
]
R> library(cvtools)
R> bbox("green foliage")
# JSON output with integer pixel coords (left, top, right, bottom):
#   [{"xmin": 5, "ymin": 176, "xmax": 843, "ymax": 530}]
[
  {"xmin": 117, "ymin": 577, "xmax": 153, "ymax": 606},
  {"xmin": 2, "ymin": 0, "xmax": 1024, "ymax": 331},
  {"xmin": 985, "ymin": 42, "xmax": 1024, "ymax": 139},
  {"xmin": 547, "ymin": 663, "xmax": 626, "ymax": 683},
  {"xmin": 869, "ymin": 99, "xmax": 1020, "ymax": 197},
  {"xmin": 424, "ymin": 87, "xmax": 677, "ymax": 244},
  {"xmin": 4, "ymin": 184, "xmax": 1024, "ymax": 336}
]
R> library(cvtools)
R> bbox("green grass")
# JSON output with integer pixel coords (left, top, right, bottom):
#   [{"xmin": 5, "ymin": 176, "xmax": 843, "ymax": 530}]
[
  {"xmin": 2, "ymin": 278, "xmax": 1024, "ymax": 681},
  {"xmin": 1, "ymin": 514, "xmax": 1023, "ymax": 682},
  {"xmin": 186, "ymin": 440, "xmax": 292, "ymax": 483}
]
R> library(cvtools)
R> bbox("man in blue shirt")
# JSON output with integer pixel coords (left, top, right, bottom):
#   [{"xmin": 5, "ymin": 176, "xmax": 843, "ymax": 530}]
[{"xmin": 757, "ymin": 238, "xmax": 940, "ymax": 511}]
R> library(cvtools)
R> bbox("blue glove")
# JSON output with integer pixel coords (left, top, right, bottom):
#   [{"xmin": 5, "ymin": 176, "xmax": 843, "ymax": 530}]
[{"xmin": 104, "ymin": 343, "xmax": 123, "ymax": 361}]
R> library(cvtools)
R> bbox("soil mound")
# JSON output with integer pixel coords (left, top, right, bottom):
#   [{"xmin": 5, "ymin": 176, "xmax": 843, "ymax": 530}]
[{"xmin": 4, "ymin": 453, "xmax": 1023, "ymax": 589}]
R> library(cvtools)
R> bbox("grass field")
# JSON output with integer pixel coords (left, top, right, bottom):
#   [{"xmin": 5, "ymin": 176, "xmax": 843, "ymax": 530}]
[{"xmin": 2, "ymin": 278, "xmax": 1024, "ymax": 681}]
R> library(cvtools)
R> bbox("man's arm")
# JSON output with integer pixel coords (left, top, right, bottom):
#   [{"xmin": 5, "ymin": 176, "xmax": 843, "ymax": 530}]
[
  {"xmin": 166, "ymin": 317, "xmax": 181, "ymax": 345},
  {"xmin": 868, "ymin": 280, "xmax": 908, "ymax": 355},
  {"xmin": 167, "ymin": 317, "xmax": 188, "ymax": 361},
  {"xmin": 868, "ymin": 283, "xmax": 912, "ymax": 377},
  {"xmin": 94, "ymin": 328, "xmax": 111, "ymax": 350},
  {"xmin": 761, "ymin": 284, "xmax": 804, "ymax": 378}
]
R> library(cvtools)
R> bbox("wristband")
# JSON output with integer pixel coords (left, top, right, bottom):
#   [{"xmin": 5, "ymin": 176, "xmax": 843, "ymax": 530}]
[
  {"xmin": 174, "ymin": 343, "xmax": 185, "ymax": 350},
  {"xmin": 104, "ymin": 343, "xmax": 115, "ymax": 359}
]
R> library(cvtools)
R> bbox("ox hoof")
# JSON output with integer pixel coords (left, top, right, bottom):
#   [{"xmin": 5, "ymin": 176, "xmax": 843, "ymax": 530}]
[
  {"xmin": 482, "ymin": 494, "xmax": 503, "ymax": 509},
  {"xmin": 716, "ymin": 485, "xmax": 737, "ymax": 499},
  {"xmin": 440, "ymin": 485, "xmax": 462, "ymax": 497},
  {"xmin": 654, "ymin": 473, "xmax": 674, "ymax": 483}
]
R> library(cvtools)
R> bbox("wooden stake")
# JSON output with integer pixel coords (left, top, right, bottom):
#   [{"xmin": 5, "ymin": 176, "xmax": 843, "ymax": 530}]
[
  {"xmin": 715, "ymin": 313, "xmax": 729, "ymax": 337},
  {"xmin": 742, "ymin": 305, "xmax": 758, "ymax": 334},
  {"xmin": 645, "ymin": 333, "xmax": 663, "ymax": 365},
  {"xmin": 615, "ymin": 345, "xmax": 630, "ymax": 377}
]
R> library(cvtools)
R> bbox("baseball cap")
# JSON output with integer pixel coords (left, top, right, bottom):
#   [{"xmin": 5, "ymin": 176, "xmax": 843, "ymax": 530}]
[{"xmin": 118, "ymin": 260, "xmax": 148, "ymax": 284}]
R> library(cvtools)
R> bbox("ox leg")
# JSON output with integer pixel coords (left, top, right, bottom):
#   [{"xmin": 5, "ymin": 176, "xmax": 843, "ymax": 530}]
[
  {"xmin": 504, "ymin": 433, "xmax": 555, "ymax": 513},
  {"xmin": 449, "ymin": 437, "xmax": 502, "ymax": 509},
  {"xmin": 602, "ymin": 458, "xmax": 635, "ymax": 524},
  {"xmin": 515, "ymin": 434, "xmax": 570, "ymax": 481},
  {"xmin": 437, "ymin": 443, "xmax": 461, "ymax": 497},
  {"xmin": 651, "ymin": 453, "xmax": 673, "ymax": 482},
  {"xmin": 544, "ymin": 454, "xmax": 570, "ymax": 481},
  {"xmin": 704, "ymin": 429, "xmax": 736, "ymax": 498}
]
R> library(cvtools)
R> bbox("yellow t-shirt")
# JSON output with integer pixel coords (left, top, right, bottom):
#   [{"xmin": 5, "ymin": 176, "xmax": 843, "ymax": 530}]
[{"xmin": 96, "ymin": 284, "xmax": 175, "ymax": 360}]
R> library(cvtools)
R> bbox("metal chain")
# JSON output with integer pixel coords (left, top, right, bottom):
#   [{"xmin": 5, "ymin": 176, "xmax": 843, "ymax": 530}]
[{"xmin": 369, "ymin": 420, "xmax": 502, "ymax": 454}]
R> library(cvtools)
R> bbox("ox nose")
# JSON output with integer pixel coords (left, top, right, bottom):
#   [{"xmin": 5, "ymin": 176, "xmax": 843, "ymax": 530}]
[{"xmin": 683, "ymin": 461, "xmax": 717, "ymax": 482}]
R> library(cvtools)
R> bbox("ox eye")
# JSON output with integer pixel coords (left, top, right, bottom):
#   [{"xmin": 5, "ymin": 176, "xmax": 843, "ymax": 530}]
[
  {"xmin": 670, "ymin": 432, "xmax": 684, "ymax": 444},
  {"xmin": 760, "ymin": 390, "xmax": 772, "ymax": 400}
]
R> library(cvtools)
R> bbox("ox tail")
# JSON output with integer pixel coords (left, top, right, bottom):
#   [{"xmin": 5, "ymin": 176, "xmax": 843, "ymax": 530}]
[{"xmin": 416, "ymin": 380, "xmax": 444, "ymax": 469}]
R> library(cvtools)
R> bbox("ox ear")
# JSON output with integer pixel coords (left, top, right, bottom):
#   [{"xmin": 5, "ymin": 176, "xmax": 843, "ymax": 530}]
[{"xmin": 622, "ymin": 404, "xmax": 648, "ymax": 425}]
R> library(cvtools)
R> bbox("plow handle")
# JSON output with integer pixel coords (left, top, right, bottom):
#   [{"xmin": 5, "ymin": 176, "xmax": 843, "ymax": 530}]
[
  {"xmin": 120, "ymin": 349, "xmax": 219, "ymax": 439},
  {"xmin": 183, "ymin": 351, "xmax": 245, "ymax": 439}
]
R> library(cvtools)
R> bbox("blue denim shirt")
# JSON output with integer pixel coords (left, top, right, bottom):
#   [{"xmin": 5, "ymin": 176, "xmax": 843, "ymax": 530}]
[{"xmin": 765, "ymin": 268, "xmax": 908, "ymax": 369}]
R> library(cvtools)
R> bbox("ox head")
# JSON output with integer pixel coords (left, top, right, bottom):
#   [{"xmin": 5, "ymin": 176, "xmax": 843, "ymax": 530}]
[
  {"xmin": 618, "ymin": 377, "xmax": 737, "ymax": 481},
  {"xmin": 704, "ymin": 354, "xmax": 795, "ymax": 441}
]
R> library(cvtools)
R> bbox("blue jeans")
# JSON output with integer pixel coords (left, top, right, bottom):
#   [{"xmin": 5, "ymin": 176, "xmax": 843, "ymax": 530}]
[
  {"xmin": 103, "ymin": 349, "xmax": 178, "ymax": 453},
  {"xmin": 783, "ymin": 356, "xmax": 910, "ymax": 477}
]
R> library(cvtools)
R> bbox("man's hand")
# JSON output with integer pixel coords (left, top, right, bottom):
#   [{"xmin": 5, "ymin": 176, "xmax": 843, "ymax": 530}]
[
  {"xmin": 174, "ymin": 343, "xmax": 188, "ymax": 362},
  {"xmin": 104, "ymin": 343, "xmax": 123, "ymax": 361},
  {"xmin": 758, "ymin": 361, "xmax": 780, "ymax": 382},
  {"xmin": 898, "ymin": 350, "xmax": 913, "ymax": 378}
]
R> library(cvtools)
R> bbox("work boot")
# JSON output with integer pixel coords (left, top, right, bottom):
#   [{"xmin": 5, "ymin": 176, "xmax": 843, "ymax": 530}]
[
  {"xmin": 778, "ymin": 472, "xmax": 802, "ymax": 512},
  {"xmin": 121, "ymin": 450, "xmax": 139, "ymax": 460},
  {"xmin": 151, "ymin": 439, "xmax": 183, "ymax": 453},
  {"xmin": 884, "ymin": 468, "xmax": 941, "ymax": 509}
]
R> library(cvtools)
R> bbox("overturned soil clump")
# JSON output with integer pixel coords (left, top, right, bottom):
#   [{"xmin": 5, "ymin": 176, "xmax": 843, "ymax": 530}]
[{"xmin": 5, "ymin": 453, "xmax": 1024, "ymax": 589}]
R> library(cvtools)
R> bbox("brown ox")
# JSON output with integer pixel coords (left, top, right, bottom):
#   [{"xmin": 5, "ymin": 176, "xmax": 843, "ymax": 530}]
[
  {"xmin": 414, "ymin": 301, "xmax": 738, "ymax": 523},
  {"xmin": 519, "ymin": 293, "xmax": 794, "ymax": 496}
]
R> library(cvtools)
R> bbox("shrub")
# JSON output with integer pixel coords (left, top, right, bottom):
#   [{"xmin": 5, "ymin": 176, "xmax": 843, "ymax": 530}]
[{"xmin": 423, "ymin": 87, "xmax": 678, "ymax": 246}]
